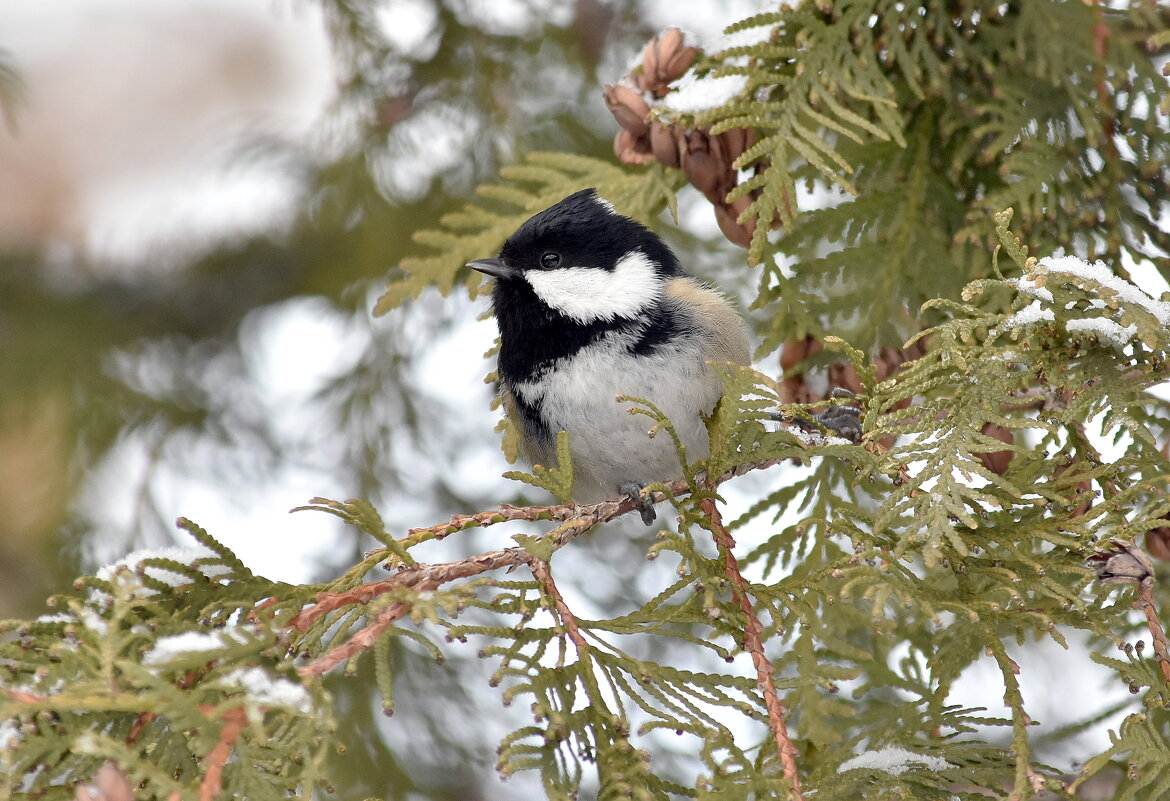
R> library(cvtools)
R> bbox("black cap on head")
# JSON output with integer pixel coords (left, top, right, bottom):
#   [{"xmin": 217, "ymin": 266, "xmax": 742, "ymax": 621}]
[{"xmin": 492, "ymin": 188, "xmax": 682, "ymax": 277}]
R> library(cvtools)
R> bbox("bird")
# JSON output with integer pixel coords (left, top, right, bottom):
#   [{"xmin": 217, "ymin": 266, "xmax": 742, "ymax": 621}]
[{"xmin": 467, "ymin": 187, "xmax": 752, "ymax": 525}]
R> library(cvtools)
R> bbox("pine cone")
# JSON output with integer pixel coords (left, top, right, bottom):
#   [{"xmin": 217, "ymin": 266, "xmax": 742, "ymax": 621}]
[
  {"xmin": 603, "ymin": 84, "xmax": 651, "ymax": 137},
  {"xmin": 640, "ymin": 28, "xmax": 696, "ymax": 97}
]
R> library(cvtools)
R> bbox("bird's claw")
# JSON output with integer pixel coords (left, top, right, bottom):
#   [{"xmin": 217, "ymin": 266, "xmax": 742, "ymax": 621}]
[
  {"xmin": 790, "ymin": 389, "xmax": 863, "ymax": 443},
  {"xmin": 812, "ymin": 404, "xmax": 862, "ymax": 442},
  {"xmin": 619, "ymin": 481, "xmax": 657, "ymax": 525}
]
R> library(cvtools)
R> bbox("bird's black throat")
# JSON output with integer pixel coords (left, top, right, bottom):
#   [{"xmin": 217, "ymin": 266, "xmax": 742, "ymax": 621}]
[
  {"xmin": 490, "ymin": 277, "xmax": 687, "ymax": 387},
  {"xmin": 491, "ymin": 278, "xmax": 612, "ymax": 385}
]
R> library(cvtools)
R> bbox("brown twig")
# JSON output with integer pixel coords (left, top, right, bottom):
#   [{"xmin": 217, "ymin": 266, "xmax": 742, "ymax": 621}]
[
  {"xmin": 403, "ymin": 492, "xmax": 642, "ymax": 543},
  {"xmin": 3, "ymin": 688, "xmax": 44, "ymax": 704},
  {"xmin": 199, "ymin": 705, "xmax": 246, "ymax": 801},
  {"xmin": 402, "ymin": 452, "xmax": 813, "ymax": 546},
  {"xmin": 1136, "ymin": 580, "xmax": 1170, "ymax": 684},
  {"xmin": 126, "ymin": 711, "xmax": 157, "ymax": 745},
  {"xmin": 531, "ymin": 558, "xmax": 588, "ymax": 649},
  {"xmin": 404, "ymin": 429, "xmax": 867, "ymax": 546},
  {"xmin": 1088, "ymin": 542, "xmax": 1170, "ymax": 685},
  {"xmin": 701, "ymin": 495, "xmax": 804, "ymax": 801},
  {"xmin": 295, "ymin": 550, "xmax": 513, "ymax": 677},
  {"xmin": 295, "ymin": 516, "xmax": 600, "ymax": 677}
]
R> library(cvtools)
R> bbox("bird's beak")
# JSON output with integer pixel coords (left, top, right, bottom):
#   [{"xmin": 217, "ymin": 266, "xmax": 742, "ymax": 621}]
[{"xmin": 467, "ymin": 257, "xmax": 519, "ymax": 280}]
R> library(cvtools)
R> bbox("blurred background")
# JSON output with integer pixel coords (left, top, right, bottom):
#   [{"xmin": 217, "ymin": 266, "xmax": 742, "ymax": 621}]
[
  {"xmin": 0, "ymin": 1, "xmax": 770, "ymax": 797},
  {"xmin": 0, "ymin": 0, "xmax": 745, "ymax": 603},
  {"xmin": 1, "ymin": 2, "xmax": 1161, "ymax": 798}
]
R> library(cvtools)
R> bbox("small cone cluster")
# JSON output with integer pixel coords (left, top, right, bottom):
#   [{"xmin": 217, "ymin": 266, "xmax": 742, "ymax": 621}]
[{"xmin": 603, "ymin": 28, "xmax": 760, "ymax": 248}]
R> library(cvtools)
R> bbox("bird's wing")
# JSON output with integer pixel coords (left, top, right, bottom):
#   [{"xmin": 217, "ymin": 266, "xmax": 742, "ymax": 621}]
[{"xmin": 663, "ymin": 277, "xmax": 752, "ymax": 366}]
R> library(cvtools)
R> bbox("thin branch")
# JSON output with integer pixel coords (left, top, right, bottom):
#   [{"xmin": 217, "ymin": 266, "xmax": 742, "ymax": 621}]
[
  {"xmin": 295, "ymin": 550, "xmax": 513, "ymax": 678},
  {"xmin": 295, "ymin": 516, "xmax": 599, "ymax": 677},
  {"xmin": 199, "ymin": 706, "xmax": 246, "ymax": 801},
  {"xmin": 531, "ymin": 558, "xmax": 588, "ymax": 649},
  {"xmin": 292, "ymin": 549, "xmax": 516, "ymax": 633},
  {"xmin": 701, "ymin": 495, "xmax": 804, "ymax": 801},
  {"xmin": 400, "ymin": 452, "xmax": 805, "ymax": 545},
  {"xmin": 401, "ymin": 491, "xmax": 641, "ymax": 544},
  {"xmin": 1088, "ymin": 542, "xmax": 1170, "ymax": 685},
  {"xmin": 292, "ymin": 444, "xmax": 848, "ymax": 679},
  {"xmin": 1136, "ymin": 579, "xmax": 1170, "ymax": 685},
  {"xmin": 126, "ymin": 711, "xmax": 157, "ymax": 745},
  {"xmin": 2, "ymin": 688, "xmax": 44, "ymax": 704}
]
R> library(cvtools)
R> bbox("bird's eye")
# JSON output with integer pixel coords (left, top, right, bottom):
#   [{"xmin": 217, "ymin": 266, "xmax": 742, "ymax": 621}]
[{"xmin": 539, "ymin": 252, "xmax": 561, "ymax": 269}]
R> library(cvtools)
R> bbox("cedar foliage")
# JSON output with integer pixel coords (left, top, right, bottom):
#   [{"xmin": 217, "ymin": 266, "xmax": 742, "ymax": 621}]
[{"xmin": 3, "ymin": 2, "xmax": 1170, "ymax": 800}]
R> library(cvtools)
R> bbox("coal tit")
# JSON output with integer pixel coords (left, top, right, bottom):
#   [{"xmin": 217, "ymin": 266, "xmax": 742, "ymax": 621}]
[{"xmin": 469, "ymin": 188, "xmax": 751, "ymax": 524}]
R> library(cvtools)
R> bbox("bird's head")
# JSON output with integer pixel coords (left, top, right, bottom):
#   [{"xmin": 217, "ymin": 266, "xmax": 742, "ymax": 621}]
[{"xmin": 468, "ymin": 188, "xmax": 682, "ymax": 325}]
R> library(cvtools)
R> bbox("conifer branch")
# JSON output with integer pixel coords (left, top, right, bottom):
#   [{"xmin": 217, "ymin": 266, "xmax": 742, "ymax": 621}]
[
  {"xmin": 295, "ymin": 559, "xmax": 488, "ymax": 678},
  {"xmin": 701, "ymin": 495, "xmax": 804, "ymax": 801}
]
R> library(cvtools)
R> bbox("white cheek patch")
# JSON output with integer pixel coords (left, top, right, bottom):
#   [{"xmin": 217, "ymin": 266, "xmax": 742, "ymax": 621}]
[{"xmin": 525, "ymin": 250, "xmax": 661, "ymax": 324}]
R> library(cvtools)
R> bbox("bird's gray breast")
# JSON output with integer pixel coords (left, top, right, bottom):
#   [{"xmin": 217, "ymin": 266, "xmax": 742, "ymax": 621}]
[{"xmin": 512, "ymin": 330, "xmax": 722, "ymax": 502}]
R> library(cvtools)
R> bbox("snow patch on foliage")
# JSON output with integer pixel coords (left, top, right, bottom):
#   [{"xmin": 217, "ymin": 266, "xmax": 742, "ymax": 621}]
[
  {"xmin": 143, "ymin": 628, "xmax": 251, "ymax": 666},
  {"xmin": 660, "ymin": 70, "xmax": 748, "ymax": 113},
  {"xmin": 838, "ymin": 746, "xmax": 953, "ymax": 776},
  {"xmin": 1002, "ymin": 255, "xmax": 1169, "ymax": 348},
  {"xmin": 1009, "ymin": 275, "xmax": 1053, "ymax": 303},
  {"xmin": 1065, "ymin": 317, "xmax": 1137, "ymax": 347},
  {"xmin": 96, "ymin": 545, "xmax": 232, "ymax": 588},
  {"xmin": 1039, "ymin": 255, "xmax": 1170, "ymax": 326},
  {"xmin": 221, "ymin": 667, "xmax": 313, "ymax": 714},
  {"xmin": 1001, "ymin": 300, "xmax": 1054, "ymax": 329}
]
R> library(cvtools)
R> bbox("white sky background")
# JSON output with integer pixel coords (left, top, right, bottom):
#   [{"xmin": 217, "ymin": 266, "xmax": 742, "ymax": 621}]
[
  {"xmin": 0, "ymin": 0, "xmax": 333, "ymax": 267},
  {"xmin": 1, "ymin": 0, "xmax": 1168, "ymax": 791}
]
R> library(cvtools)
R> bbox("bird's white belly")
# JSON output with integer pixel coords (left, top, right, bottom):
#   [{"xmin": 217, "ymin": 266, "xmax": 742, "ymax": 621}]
[{"xmin": 514, "ymin": 338, "xmax": 721, "ymax": 503}]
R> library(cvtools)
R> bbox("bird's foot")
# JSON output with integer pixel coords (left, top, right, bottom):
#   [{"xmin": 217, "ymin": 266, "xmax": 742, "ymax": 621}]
[
  {"xmin": 791, "ymin": 389, "xmax": 863, "ymax": 443},
  {"xmin": 619, "ymin": 481, "xmax": 657, "ymax": 526},
  {"xmin": 813, "ymin": 405, "xmax": 862, "ymax": 442}
]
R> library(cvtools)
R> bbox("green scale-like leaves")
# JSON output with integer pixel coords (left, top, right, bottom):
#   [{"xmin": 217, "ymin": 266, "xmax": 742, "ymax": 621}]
[
  {"xmin": 710, "ymin": 8, "xmax": 907, "ymax": 238},
  {"xmin": 0, "ymin": 521, "xmax": 331, "ymax": 801}
]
